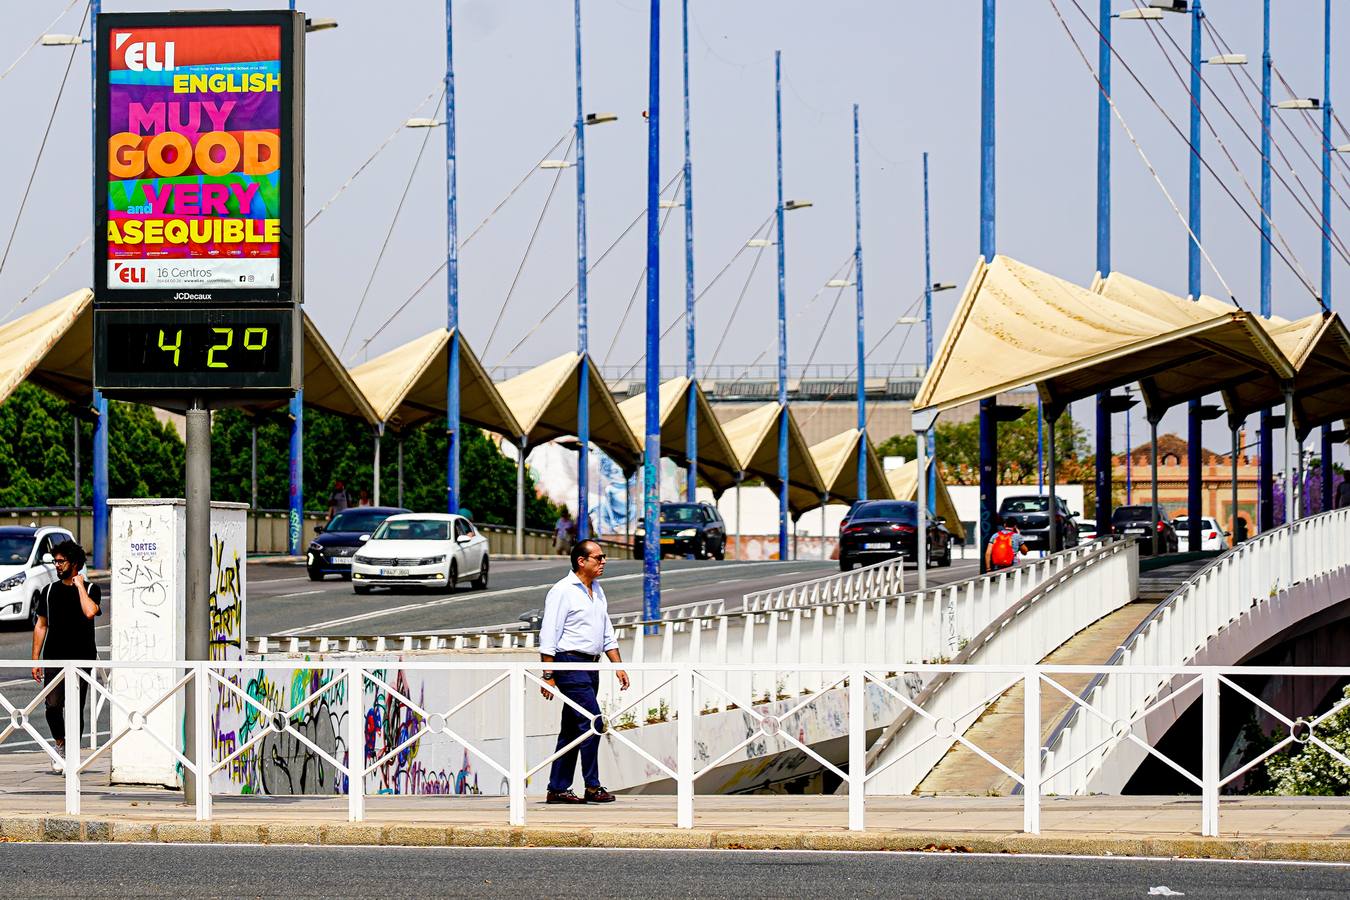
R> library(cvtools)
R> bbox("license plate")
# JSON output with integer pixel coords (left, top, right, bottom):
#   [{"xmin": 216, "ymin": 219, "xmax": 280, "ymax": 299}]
[
  {"xmin": 330, "ymin": 557, "xmax": 352, "ymax": 566},
  {"xmin": 1126, "ymin": 528, "xmax": 1147, "ymax": 534},
  {"xmin": 381, "ymin": 567, "xmax": 409, "ymax": 577},
  {"xmin": 659, "ymin": 538, "xmax": 675, "ymax": 544},
  {"xmin": 863, "ymin": 542, "xmax": 890, "ymax": 550}
]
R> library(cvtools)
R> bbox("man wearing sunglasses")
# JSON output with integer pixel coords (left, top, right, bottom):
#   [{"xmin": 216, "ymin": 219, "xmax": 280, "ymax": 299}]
[
  {"xmin": 538, "ymin": 539, "xmax": 629, "ymax": 804},
  {"xmin": 30, "ymin": 539, "xmax": 102, "ymax": 770}
]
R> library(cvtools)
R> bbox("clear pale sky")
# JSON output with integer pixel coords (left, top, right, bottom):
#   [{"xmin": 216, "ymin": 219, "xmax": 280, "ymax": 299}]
[{"xmin": 0, "ymin": 0, "xmax": 1344, "ymax": 458}]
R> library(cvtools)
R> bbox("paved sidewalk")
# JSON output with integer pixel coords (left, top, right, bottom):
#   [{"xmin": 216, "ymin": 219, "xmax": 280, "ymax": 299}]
[{"xmin": 1, "ymin": 753, "xmax": 1347, "ymax": 859}]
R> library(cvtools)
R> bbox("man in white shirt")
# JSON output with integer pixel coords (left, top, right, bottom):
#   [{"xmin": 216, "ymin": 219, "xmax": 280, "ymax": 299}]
[{"xmin": 539, "ymin": 539, "xmax": 630, "ymax": 804}]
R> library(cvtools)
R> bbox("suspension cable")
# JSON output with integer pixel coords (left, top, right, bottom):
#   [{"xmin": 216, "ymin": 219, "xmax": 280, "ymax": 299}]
[{"xmin": 601, "ymin": 175, "xmax": 685, "ymax": 366}]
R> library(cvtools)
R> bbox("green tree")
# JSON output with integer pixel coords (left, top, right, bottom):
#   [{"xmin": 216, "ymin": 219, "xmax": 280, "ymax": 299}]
[
  {"xmin": 879, "ymin": 412, "xmax": 1088, "ymax": 486},
  {"xmin": 0, "ymin": 384, "xmax": 185, "ymax": 506},
  {"xmin": 210, "ymin": 408, "xmax": 559, "ymax": 528}
]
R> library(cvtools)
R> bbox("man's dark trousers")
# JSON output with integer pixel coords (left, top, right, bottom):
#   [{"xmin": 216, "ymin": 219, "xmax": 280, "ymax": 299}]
[
  {"xmin": 43, "ymin": 667, "xmax": 90, "ymax": 743},
  {"xmin": 548, "ymin": 651, "xmax": 602, "ymax": 792}
]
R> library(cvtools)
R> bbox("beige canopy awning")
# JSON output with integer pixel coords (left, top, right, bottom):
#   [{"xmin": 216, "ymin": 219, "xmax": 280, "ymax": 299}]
[
  {"xmin": 885, "ymin": 459, "xmax": 967, "ymax": 542},
  {"xmin": 616, "ymin": 377, "xmax": 740, "ymax": 494},
  {"xmin": 230, "ymin": 312, "xmax": 379, "ymax": 424},
  {"xmin": 495, "ymin": 352, "xmax": 642, "ymax": 471},
  {"xmin": 915, "ymin": 256, "xmax": 1293, "ymax": 419},
  {"xmin": 720, "ymin": 401, "xmax": 823, "ymax": 517},
  {"xmin": 348, "ymin": 328, "xmax": 519, "ymax": 437},
  {"xmin": 0, "ymin": 289, "xmax": 94, "ymax": 404},
  {"xmin": 1256, "ymin": 313, "xmax": 1350, "ymax": 436},
  {"xmin": 799, "ymin": 428, "xmax": 893, "ymax": 511}
]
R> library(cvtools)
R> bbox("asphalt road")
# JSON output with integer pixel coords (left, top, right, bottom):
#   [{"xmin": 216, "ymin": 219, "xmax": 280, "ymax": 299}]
[
  {"xmin": 0, "ymin": 556, "xmax": 977, "ymax": 752},
  {"xmin": 0, "ymin": 845, "xmax": 1344, "ymax": 898}
]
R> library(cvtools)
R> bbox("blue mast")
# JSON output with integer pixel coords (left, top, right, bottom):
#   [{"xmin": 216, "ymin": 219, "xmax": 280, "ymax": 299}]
[
  {"xmin": 683, "ymin": 0, "xmax": 698, "ymax": 504},
  {"xmin": 446, "ymin": 0, "xmax": 461, "ymax": 514},
  {"xmin": 977, "ymin": 0, "xmax": 997, "ymax": 570},
  {"xmin": 1185, "ymin": 0, "xmax": 1204, "ymax": 551},
  {"xmin": 1320, "ymin": 0, "xmax": 1334, "ymax": 512},
  {"xmin": 1094, "ymin": 0, "xmax": 1113, "ymax": 541},
  {"xmin": 574, "ymin": 0, "xmax": 591, "ymax": 539},
  {"xmin": 854, "ymin": 104, "xmax": 867, "ymax": 501},
  {"xmin": 1259, "ymin": 0, "xmax": 1273, "ymax": 530},
  {"xmin": 775, "ymin": 50, "xmax": 790, "ymax": 560},
  {"xmin": 642, "ymin": 0, "xmax": 663, "ymax": 621}
]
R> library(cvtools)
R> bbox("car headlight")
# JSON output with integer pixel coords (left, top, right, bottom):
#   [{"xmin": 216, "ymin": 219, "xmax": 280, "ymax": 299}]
[
  {"xmin": 676, "ymin": 529, "xmax": 696, "ymax": 538},
  {"xmin": 417, "ymin": 555, "xmax": 447, "ymax": 566},
  {"xmin": 308, "ymin": 541, "xmax": 322, "ymax": 551},
  {"xmin": 352, "ymin": 555, "xmax": 370, "ymax": 564},
  {"xmin": 0, "ymin": 572, "xmax": 26, "ymax": 591}
]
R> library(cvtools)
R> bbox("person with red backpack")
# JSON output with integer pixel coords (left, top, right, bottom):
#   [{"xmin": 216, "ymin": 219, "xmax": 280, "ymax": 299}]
[{"xmin": 985, "ymin": 516, "xmax": 1028, "ymax": 571}]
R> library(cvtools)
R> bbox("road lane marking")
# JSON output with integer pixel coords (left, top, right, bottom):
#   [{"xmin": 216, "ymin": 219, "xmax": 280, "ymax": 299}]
[
  {"xmin": 271, "ymin": 590, "xmax": 325, "ymax": 600},
  {"xmin": 270, "ymin": 561, "xmax": 791, "ymax": 635}
]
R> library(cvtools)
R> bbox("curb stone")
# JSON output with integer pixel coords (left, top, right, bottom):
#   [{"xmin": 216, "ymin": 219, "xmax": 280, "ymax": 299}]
[{"xmin": 0, "ymin": 816, "xmax": 1348, "ymax": 860}]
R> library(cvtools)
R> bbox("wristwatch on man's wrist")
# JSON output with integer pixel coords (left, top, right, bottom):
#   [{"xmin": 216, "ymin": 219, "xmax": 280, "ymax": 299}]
[{"xmin": 541, "ymin": 671, "xmax": 554, "ymax": 681}]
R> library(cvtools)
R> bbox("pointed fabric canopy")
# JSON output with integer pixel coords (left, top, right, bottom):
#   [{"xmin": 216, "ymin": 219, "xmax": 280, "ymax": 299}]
[
  {"xmin": 885, "ymin": 459, "xmax": 966, "ymax": 542},
  {"xmin": 1257, "ymin": 313, "xmax": 1350, "ymax": 437},
  {"xmin": 1092, "ymin": 272, "xmax": 1292, "ymax": 418},
  {"xmin": 0, "ymin": 289, "xmax": 94, "ymax": 404},
  {"xmin": 616, "ymin": 377, "xmax": 740, "ymax": 495},
  {"xmin": 915, "ymin": 257, "xmax": 1293, "ymax": 418},
  {"xmin": 231, "ymin": 312, "xmax": 379, "ymax": 423},
  {"xmin": 720, "ymin": 401, "xmax": 823, "ymax": 517},
  {"xmin": 348, "ymin": 328, "xmax": 519, "ymax": 437},
  {"xmin": 799, "ymin": 428, "xmax": 893, "ymax": 511},
  {"xmin": 495, "ymin": 352, "xmax": 641, "ymax": 471}
]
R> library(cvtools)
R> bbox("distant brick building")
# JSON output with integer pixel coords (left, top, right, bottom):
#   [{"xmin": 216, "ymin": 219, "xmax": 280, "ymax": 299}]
[{"xmin": 1112, "ymin": 432, "xmax": 1260, "ymax": 536}]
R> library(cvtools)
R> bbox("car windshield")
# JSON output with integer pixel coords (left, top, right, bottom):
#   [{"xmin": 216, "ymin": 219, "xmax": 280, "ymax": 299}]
[
  {"xmin": 1113, "ymin": 506, "xmax": 1156, "ymax": 521},
  {"xmin": 327, "ymin": 510, "xmax": 394, "ymax": 533},
  {"xmin": 660, "ymin": 506, "xmax": 702, "ymax": 523},
  {"xmin": 853, "ymin": 502, "xmax": 918, "ymax": 524},
  {"xmin": 1001, "ymin": 497, "xmax": 1048, "ymax": 513},
  {"xmin": 371, "ymin": 519, "xmax": 450, "ymax": 541},
  {"xmin": 0, "ymin": 537, "xmax": 34, "ymax": 565}
]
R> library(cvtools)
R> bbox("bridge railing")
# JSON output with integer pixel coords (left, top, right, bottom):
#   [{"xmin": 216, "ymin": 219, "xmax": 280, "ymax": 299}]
[
  {"xmin": 862, "ymin": 538, "xmax": 1137, "ymax": 795},
  {"xmin": 1041, "ymin": 507, "xmax": 1350, "ymax": 797},
  {"xmin": 9, "ymin": 658, "xmax": 1347, "ymax": 836}
]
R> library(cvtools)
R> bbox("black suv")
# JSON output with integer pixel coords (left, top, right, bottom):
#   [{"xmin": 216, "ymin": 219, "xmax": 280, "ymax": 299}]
[
  {"xmin": 997, "ymin": 495, "xmax": 1080, "ymax": 551},
  {"xmin": 839, "ymin": 500, "xmax": 952, "ymax": 571},
  {"xmin": 633, "ymin": 502, "xmax": 727, "ymax": 560},
  {"xmin": 1109, "ymin": 504, "xmax": 1178, "ymax": 555},
  {"xmin": 307, "ymin": 506, "xmax": 410, "ymax": 580}
]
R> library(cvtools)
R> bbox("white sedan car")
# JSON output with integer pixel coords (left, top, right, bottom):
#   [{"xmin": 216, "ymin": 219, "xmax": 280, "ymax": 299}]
[
  {"xmin": 350, "ymin": 513, "xmax": 489, "ymax": 594},
  {"xmin": 1171, "ymin": 516, "xmax": 1229, "ymax": 552},
  {"xmin": 0, "ymin": 525, "xmax": 75, "ymax": 626}
]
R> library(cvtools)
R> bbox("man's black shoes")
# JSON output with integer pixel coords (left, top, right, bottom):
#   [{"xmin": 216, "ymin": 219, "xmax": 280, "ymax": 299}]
[
  {"xmin": 546, "ymin": 789, "xmax": 586, "ymax": 804},
  {"xmin": 584, "ymin": 786, "xmax": 616, "ymax": 803}
]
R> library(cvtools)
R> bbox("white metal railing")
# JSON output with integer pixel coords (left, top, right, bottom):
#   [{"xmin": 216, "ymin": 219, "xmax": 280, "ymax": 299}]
[
  {"xmin": 864, "ymin": 538, "xmax": 1138, "ymax": 795},
  {"xmin": 252, "ymin": 545, "xmax": 1102, "ymax": 659},
  {"xmin": 1041, "ymin": 507, "xmax": 1350, "ymax": 796},
  {"xmin": 5, "ymin": 658, "xmax": 1348, "ymax": 837},
  {"xmin": 740, "ymin": 555, "xmax": 907, "ymax": 612}
]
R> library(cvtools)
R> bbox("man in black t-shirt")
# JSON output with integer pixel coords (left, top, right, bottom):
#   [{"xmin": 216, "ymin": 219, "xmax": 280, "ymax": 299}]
[{"xmin": 30, "ymin": 539, "xmax": 101, "ymax": 765}]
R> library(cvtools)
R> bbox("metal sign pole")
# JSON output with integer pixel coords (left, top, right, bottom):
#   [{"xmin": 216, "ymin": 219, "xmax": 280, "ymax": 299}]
[{"xmin": 183, "ymin": 397, "xmax": 211, "ymax": 802}]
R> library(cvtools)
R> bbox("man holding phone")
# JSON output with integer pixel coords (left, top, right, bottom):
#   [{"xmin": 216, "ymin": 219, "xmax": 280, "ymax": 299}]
[{"xmin": 30, "ymin": 539, "xmax": 102, "ymax": 768}]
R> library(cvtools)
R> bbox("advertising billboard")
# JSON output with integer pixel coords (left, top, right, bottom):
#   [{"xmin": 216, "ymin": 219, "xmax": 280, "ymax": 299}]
[{"xmin": 94, "ymin": 10, "xmax": 303, "ymax": 306}]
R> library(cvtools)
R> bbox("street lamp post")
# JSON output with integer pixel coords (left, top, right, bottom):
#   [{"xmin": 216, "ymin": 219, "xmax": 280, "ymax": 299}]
[
  {"xmin": 1320, "ymin": 0, "xmax": 1334, "ymax": 512},
  {"xmin": 774, "ymin": 51, "xmax": 792, "ymax": 561},
  {"xmin": 1260, "ymin": 0, "xmax": 1274, "ymax": 531},
  {"xmin": 446, "ymin": 0, "xmax": 462, "ymax": 515},
  {"xmin": 978, "ymin": 0, "xmax": 997, "ymax": 572},
  {"xmin": 642, "ymin": 0, "xmax": 662, "ymax": 623},
  {"xmin": 1095, "ymin": 0, "xmax": 1113, "ymax": 544},
  {"xmin": 682, "ymin": 0, "xmax": 699, "ymax": 506},
  {"xmin": 854, "ymin": 105, "xmax": 867, "ymax": 502},
  {"xmin": 574, "ymin": 0, "xmax": 592, "ymax": 540}
]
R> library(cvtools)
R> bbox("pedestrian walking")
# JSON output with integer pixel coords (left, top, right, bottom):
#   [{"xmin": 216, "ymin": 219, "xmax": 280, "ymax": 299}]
[
  {"xmin": 30, "ymin": 539, "xmax": 101, "ymax": 770},
  {"xmin": 553, "ymin": 509, "xmax": 576, "ymax": 555},
  {"xmin": 538, "ymin": 539, "xmax": 629, "ymax": 804},
  {"xmin": 1335, "ymin": 477, "xmax": 1350, "ymax": 510},
  {"xmin": 985, "ymin": 516, "xmax": 1028, "ymax": 571},
  {"xmin": 356, "ymin": 488, "xmax": 372, "ymax": 508},
  {"xmin": 326, "ymin": 479, "xmax": 351, "ymax": 520}
]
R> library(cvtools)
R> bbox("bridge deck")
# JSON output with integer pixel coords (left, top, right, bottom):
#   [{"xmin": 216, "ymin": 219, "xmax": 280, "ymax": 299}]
[{"xmin": 917, "ymin": 558, "xmax": 1212, "ymax": 796}]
